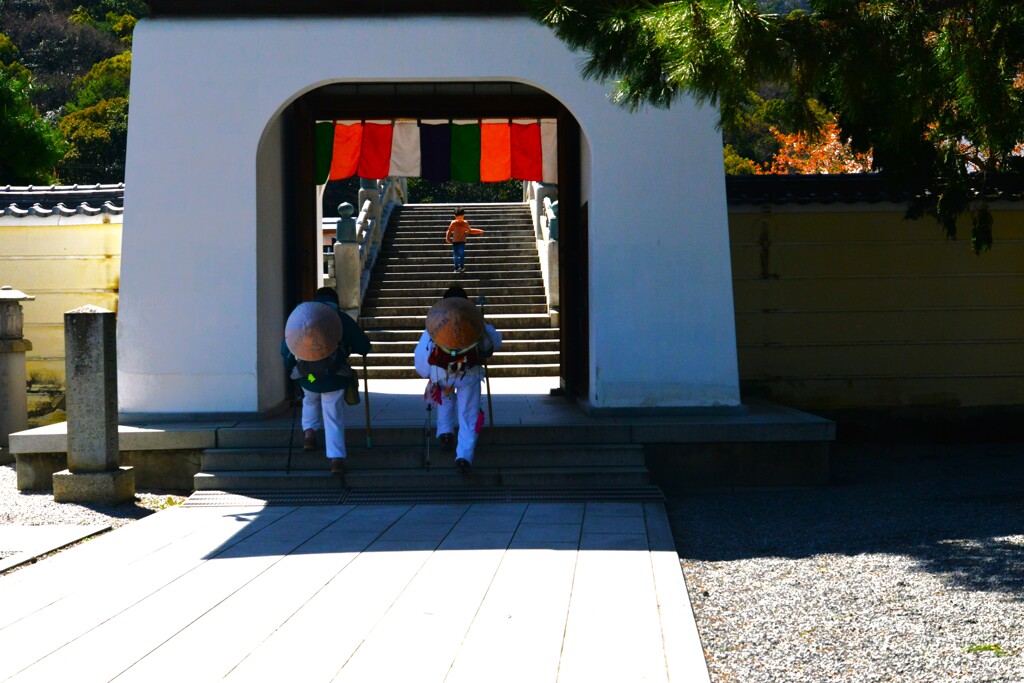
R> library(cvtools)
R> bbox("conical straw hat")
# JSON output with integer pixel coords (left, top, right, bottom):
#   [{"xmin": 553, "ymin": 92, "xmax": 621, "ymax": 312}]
[
  {"xmin": 426, "ymin": 297, "xmax": 484, "ymax": 351},
  {"xmin": 285, "ymin": 302, "xmax": 342, "ymax": 361}
]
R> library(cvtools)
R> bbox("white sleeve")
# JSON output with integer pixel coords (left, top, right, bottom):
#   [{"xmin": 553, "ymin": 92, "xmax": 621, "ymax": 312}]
[{"xmin": 413, "ymin": 329, "xmax": 433, "ymax": 378}]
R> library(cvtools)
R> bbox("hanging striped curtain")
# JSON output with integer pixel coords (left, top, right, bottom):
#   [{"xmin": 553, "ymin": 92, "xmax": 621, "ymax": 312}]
[
  {"xmin": 329, "ymin": 121, "xmax": 363, "ymax": 181},
  {"xmin": 450, "ymin": 120, "xmax": 481, "ymax": 183},
  {"xmin": 510, "ymin": 119, "xmax": 543, "ymax": 182},
  {"xmin": 389, "ymin": 120, "xmax": 421, "ymax": 177},
  {"xmin": 420, "ymin": 120, "xmax": 451, "ymax": 182},
  {"xmin": 480, "ymin": 119, "xmax": 511, "ymax": 182},
  {"xmin": 314, "ymin": 118, "xmax": 558, "ymax": 184}
]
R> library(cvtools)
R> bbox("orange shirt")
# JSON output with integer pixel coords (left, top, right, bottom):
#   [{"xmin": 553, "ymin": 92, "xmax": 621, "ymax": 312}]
[{"xmin": 446, "ymin": 218, "xmax": 484, "ymax": 244}]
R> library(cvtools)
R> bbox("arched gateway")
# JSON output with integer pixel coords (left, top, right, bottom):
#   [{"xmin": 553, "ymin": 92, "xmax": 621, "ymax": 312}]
[{"xmin": 119, "ymin": 2, "xmax": 740, "ymax": 416}]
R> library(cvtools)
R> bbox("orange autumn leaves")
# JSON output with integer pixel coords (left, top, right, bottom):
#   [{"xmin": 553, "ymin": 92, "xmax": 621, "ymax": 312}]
[{"xmin": 758, "ymin": 122, "xmax": 874, "ymax": 175}]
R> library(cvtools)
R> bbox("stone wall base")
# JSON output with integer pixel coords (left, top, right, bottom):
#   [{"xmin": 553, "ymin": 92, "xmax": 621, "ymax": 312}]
[
  {"xmin": 53, "ymin": 466, "xmax": 135, "ymax": 504},
  {"xmin": 17, "ymin": 451, "xmax": 199, "ymax": 492}
]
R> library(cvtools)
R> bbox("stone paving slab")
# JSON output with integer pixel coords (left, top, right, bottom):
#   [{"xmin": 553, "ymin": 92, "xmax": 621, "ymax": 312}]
[
  {"xmin": 0, "ymin": 523, "xmax": 109, "ymax": 574},
  {"xmin": 0, "ymin": 502, "xmax": 709, "ymax": 682}
]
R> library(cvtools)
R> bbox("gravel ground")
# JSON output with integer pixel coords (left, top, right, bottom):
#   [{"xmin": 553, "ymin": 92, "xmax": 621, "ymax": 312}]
[
  {"xmin": 666, "ymin": 441, "xmax": 1024, "ymax": 683},
  {"xmin": 0, "ymin": 463, "xmax": 186, "ymax": 538}
]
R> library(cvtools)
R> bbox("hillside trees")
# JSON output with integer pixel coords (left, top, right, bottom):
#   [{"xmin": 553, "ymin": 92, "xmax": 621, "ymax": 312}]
[
  {"xmin": 528, "ymin": 0, "xmax": 1024, "ymax": 252},
  {"xmin": 0, "ymin": 0, "xmax": 143, "ymax": 184},
  {"xmin": 0, "ymin": 32, "xmax": 63, "ymax": 183}
]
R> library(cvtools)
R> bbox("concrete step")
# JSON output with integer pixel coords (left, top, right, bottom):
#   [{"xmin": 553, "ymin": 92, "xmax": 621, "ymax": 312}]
[
  {"xmin": 366, "ymin": 363, "xmax": 560, "ymax": 379},
  {"xmin": 201, "ymin": 444, "xmax": 645, "ymax": 471},
  {"xmin": 364, "ymin": 350, "xmax": 560, "ymax": 366},
  {"xmin": 364, "ymin": 294, "xmax": 547, "ymax": 308},
  {"xmin": 374, "ymin": 261, "xmax": 541, "ymax": 274},
  {"xmin": 367, "ymin": 339, "xmax": 559, "ymax": 353},
  {"xmin": 365, "ymin": 327, "xmax": 559, "ymax": 342},
  {"xmin": 366, "ymin": 269, "xmax": 541, "ymax": 282},
  {"xmin": 216, "ymin": 423, "xmax": 633, "ymax": 450},
  {"xmin": 195, "ymin": 466, "xmax": 650, "ymax": 491},
  {"xmin": 359, "ymin": 312, "xmax": 553, "ymax": 330},
  {"xmin": 375, "ymin": 255, "xmax": 539, "ymax": 266},
  {"xmin": 365, "ymin": 285, "xmax": 546, "ymax": 298},
  {"xmin": 368, "ymin": 276, "xmax": 543, "ymax": 289},
  {"xmin": 362, "ymin": 303, "xmax": 548, "ymax": 317}
]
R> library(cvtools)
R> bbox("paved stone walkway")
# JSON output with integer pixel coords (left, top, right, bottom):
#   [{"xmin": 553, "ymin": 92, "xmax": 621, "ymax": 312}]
[{"xmin": 0, "ymin": 500, "xmax": 709, "ymax": 682}]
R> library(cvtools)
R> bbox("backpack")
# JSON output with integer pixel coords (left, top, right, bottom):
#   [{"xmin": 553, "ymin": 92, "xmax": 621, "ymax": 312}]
[
  {"xmin": 426, "ymin": 332, "xmax": 494, "ymax": 376},
  {"xmin": 295, "ymin": 348, "xmax": 345, "ymax": 385}
]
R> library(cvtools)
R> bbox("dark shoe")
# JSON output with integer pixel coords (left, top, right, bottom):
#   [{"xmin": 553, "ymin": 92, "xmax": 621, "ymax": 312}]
[
  {"xmin": 330, "ymin": 457, "xmax": 346, "ymax": 474},
  {"xmin": 303, "ymin": 429, "xmax": 317, "ymax": 451},
  {"xmin": 455, "ymin": 458, "xmax": 471, "ymax": 474},
  {"xmin": 439, "ymin": 433, "xmax": 455, "ymax": 452}
]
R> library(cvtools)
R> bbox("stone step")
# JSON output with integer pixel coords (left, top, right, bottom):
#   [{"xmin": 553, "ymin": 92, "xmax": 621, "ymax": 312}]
[
  {"xmin": 374, "ymin": 261, "xmax": 541, "ymax": 274},
  {"xmin": 365, "ymin": 327, "xmax": 559, "ymax": 342},
  {"xmin": 365, "ymin": 290, "xmax": 546, "ymax": 304},
  {"xmin": 364, "ymin": 294, "xmax": 547, "ymax": 308},
  {"xmin": 367, "ymin": 339, "xmax": 558, "ymax": 353},
  {"xmin": 368, "ymin": 280, "xmax": 545, "ymax": 295},
  {"xmin": 387, "ymin": 235, "xmax": 535, "ymax": 245},
  {"xmin": 364, "ymin": 350, "xmax": 560, "ymax": 366},
  {"xmin": 362, "ymin": 303, "xmax": 548, "ymax": 317},
  {"xmin": 359, "ymin": 312, "xmax": 553, "ymax": 329},
  {"xmin": 216, "ymin": 423, "xmax": 633, "ymax": 450},
  {"xmin": 379, "ymin": 247, "xmax": 539, "ymax": 259},
  {"xmin": 376, "ymin": 254, "xmax": 539, "ymax": 266},
  {"xmin": 201, "ymin": 444, "xmax": 645, "ymax": 471},
  {"xmin": 366, "ymin": 363, "xmax": 560, "ymax": 379},
  {"xmin": 195, "ymin": 467, "xmax": 650, "ymax": 491},
  {"xmin": 368, "ymin": 266, "xmax": 544, "ymax": 278}
]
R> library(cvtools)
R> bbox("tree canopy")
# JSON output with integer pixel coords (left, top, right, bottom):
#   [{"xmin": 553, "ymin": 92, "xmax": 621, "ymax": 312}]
[{"xmin": 527, "ymin": 0, "xmax": 1024, "ymax": 252}]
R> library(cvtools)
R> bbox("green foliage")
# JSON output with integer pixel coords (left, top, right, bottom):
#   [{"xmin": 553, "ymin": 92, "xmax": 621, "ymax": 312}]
[
  {"xmin": 723, "ymin": 144, "xmax": 758, "ymax": 175},
  {"xmin": 0, "ymin": 31, "xmax": 18, "ymax": 64},
  {"xmin": 406, "ymin": 178, "xmax": 522, "ymax": 204},
  {"xmin": 56, "ymin": 95, "xmax": 127, "ymax": 183},
  {"xmin": 67, "ymin": 50, "xmax": 130, "ymax": 111},
  {"xmin": 0, "ymin": 68, "xmax": 64, "ymax": 183},
  {"xmin": 965, "ymin": 643, "xmax": 1010, "ymax": 657},
  {"xmin": 528, "ymin": 0, "xmax": 1024, "ymax": 250}
]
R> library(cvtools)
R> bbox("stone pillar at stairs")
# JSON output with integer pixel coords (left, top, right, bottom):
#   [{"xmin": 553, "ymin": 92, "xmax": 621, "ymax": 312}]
[{"xmin": 52, "ymin": 305, "xmax": 134, "ymax": 503}]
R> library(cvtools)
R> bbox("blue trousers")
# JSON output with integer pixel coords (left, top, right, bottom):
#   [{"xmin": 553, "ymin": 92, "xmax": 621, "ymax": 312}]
[{"xmin": 452, "ymin": 242, "xmax": 466, "ymax": 269}]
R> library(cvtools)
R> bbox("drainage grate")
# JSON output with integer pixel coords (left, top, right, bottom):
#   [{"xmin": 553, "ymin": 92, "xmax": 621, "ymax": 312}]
[{"xmin": 184, "ymin": 486, "xmax": 664, "ymax": 507}]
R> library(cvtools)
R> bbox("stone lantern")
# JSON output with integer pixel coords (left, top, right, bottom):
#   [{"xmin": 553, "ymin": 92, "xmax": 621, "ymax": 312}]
[
  {"xmin": 0, "ymin": 285, "xmax": 35, "ymax": 464},
  {"xmin": 334, "ymin": 202, "xmax": 362, "ymax": 316}
]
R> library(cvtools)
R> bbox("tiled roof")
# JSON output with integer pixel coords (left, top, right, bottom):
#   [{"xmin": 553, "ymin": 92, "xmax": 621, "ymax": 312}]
[
  {"xmin": 0, "ymin": 183, "xmax": 124, "ymax": 218},
  {"xmin": 725, "ymin": 174, "xmax": 1024, "ymax": 206}
]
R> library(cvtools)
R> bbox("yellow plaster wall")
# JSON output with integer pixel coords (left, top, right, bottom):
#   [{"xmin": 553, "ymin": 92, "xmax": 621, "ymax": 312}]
[
  {"xmin": 729, "ymin": 204, "xmax": 1024, "ymax": 409},
  {"xmin": 0, "ymin": 219, "xmax": 122, "ymax": 416}
]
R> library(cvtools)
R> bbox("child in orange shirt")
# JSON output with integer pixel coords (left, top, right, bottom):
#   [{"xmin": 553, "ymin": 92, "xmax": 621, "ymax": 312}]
[{"xmin": 445, "ymin": 207, "xmax": 484, "ymax": 273}]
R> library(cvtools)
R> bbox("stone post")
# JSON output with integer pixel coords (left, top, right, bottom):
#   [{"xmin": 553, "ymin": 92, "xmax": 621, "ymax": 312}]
[
  {"xmin": 333, "ymin": 202, "xmax": 362, "ymax": 317},
  {"xmin": 0, "ymin": 286, "xmax": 34, "ymax": 465},
  {"xmin": 52, "ymin": 305, "xmax": 134, "ymax": 503}
]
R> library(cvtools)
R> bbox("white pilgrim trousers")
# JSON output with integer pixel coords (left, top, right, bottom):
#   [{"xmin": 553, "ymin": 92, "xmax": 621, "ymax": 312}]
[
  {"xmin": 432, "ymin": 367, "xmax": 485, "ymax": 464},
  {"xmin": 301, "ymin": 387, "xmax": 347, "ymax": 460}
]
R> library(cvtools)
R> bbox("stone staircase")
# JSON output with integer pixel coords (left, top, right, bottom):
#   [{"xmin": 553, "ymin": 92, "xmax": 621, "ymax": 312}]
[
  {"xmin": 192, "ymin": 425, "xmax": 662, "ymax": 501},
  {"xmin": 359, "ymin": 203, "xmax": 559, "ymax": 379},
  {"xmin": 190, "ymin": 203, "xmax": 660, "ymax": 500}
]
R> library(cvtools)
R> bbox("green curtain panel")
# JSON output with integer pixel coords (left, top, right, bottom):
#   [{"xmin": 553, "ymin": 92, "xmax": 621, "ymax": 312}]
[
  {"xmin": 314, "ymin": 121, "xmax": 335, "ymax": 185},
  {"xmin": 450, "ymin": 123, "xmax": 481, "ymax": 183}
]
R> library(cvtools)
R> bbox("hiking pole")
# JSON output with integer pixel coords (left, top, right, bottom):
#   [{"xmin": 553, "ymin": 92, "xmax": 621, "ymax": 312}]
[
  {"xmin": 362, "ymin": 355, "xmax": 372, "ymax": 448},
  {"xmin": 286, "ymin": 381, "xmax": 300, "ymax": 474},
  {"xmin": 476, "ymin": 294, "xmax": 495, "ymax": 428},
  {"xmin": 423, "ymin": 403, "xmax": 432, "ymax": 470}
]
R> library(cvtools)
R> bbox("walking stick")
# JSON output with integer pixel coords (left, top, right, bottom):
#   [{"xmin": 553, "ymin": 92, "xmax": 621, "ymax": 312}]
[
  {"xmin": 362, "ymin": 355, "xmax": 372, "ymax": 448},
  {"xmin": 286, "ymin": 381, "xmax": 300, "ymax": 474},
  {"xmin": 423, "ymin": 403, "xmax": 432, "ymax": 471},
  {"xmin": 476, "ymin": 294, "xmax": 495, "ymax": 428}
]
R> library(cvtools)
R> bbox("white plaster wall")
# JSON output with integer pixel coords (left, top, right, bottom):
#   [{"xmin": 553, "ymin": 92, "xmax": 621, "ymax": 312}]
[
  {"xmin": 255, "ymin": 113, "xmax": 287, "ymax": 410},
  {"xmin": 120, "ymin": 15, "xmax": 739, "ymax": 413}
]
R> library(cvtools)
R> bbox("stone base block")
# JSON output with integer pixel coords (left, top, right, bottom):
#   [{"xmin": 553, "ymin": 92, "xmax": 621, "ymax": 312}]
[
  {"xmin": 16, "ymin": 452, "xmax": 67, "ymax": 490},
  {"xmin": 53, "ymin": 466, "xmax": 135, "ymax": 504}
]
